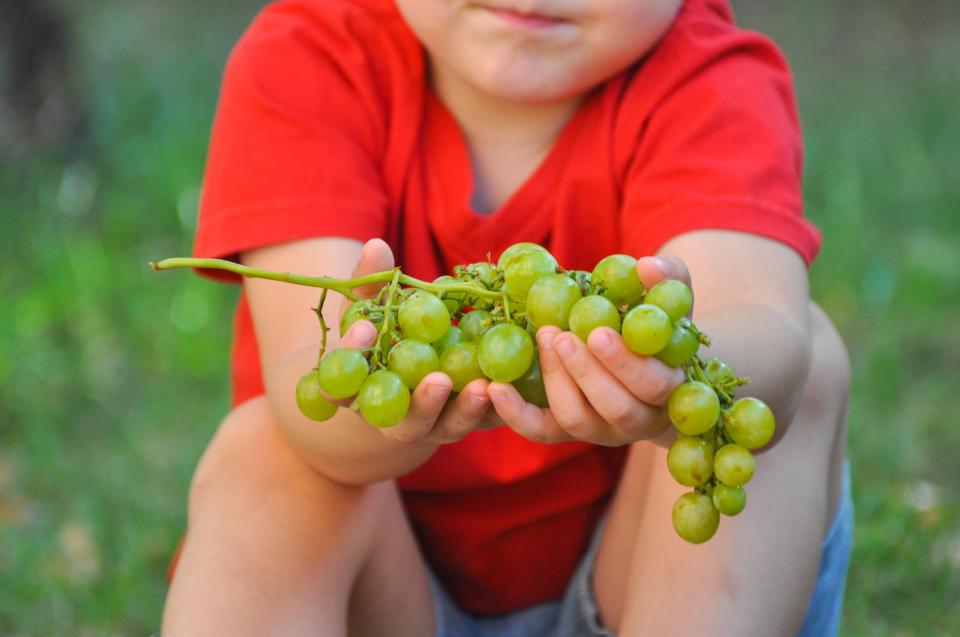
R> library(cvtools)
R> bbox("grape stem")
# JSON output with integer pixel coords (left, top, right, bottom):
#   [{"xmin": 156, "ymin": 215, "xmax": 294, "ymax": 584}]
[
  {"xmin": 371, "ymin": 269, "xmax": 402, "ymax": 368},
  {"xmin": 150, "ymin": 257, "xmax": 510, "ymax": 302},
  {"xmin": 313, "ymin": 288, "xmax": 329, "ymax": 368}
]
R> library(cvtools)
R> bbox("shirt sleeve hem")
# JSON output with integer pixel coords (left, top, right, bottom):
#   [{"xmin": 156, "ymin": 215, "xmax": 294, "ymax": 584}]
[
  {"xmin": 192, "ymin": 199, "xmax": 385, "ymax": 283},
  {"xmin": 626, "ymin": 196, "xmax": 822, "ymax": 267}
]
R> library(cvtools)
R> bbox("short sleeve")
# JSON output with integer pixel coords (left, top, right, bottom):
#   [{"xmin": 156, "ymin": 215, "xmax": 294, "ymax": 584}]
[
  {"xmin": 619, "ymin": 18, "xmax": 822, "ymax": 265},
  {"xmin": 193, "ymin": 2, "xmax": 390, "ymax": 281}
]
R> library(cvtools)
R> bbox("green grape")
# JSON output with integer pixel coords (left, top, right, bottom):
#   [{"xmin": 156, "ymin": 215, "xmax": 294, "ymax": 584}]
[
  {"xmin": 358, "ymin": 370, "xmax": 411, "ymax": 428},
  {"xmin": 440, "ymin": 342, "xmax": 484, "ymax": 392},
  {"xmin": 568, "ymin": 295, "xmax": 621, "ymax": 343},
  {"xmin": 497, "ymin": 242, "xmax": 548, "ymax": 270},
  {"xmin": 432, "ymin": 325, "xmax": 462, "ymax": 355},
  {"xmin": 714, "ymin": 444, "xmax": 756, "ymax": 486},
  {"xmin": 387, "ymin": 339, "xmax": 440, "ymax": 390},
  {"xmin": 478, "ymin": 323, "xmax": 535, "ymax": 383},
  {"xmin": 398, "ymin": 290, "xmax": 450, "ymax": 343},
  {"xmin": 512, "ymin": 355, "xmax": 548, "ymax": 408},
  {"xmin": 591, "ymin": 254, "xmax": 643, "ymax": 306},
  {"xmin": 503, "ymin": 250, "xmax": 558, "ymax": 299},
  {"xmin": 318, "ymin": 348, "xmax": 369, "ymax": 399},
  {"xmin": 667, "ymin": 381, "xmax": 720, "ymax": 435},
  {"xmin": 459, "ymin": 309, "xmax": 494, "ymax": 342},
  {"xmin": 713, "ymin": 484, "xmax": 747, "ymax": 516},
  {"xmin": 667, "ymin": 436, "xmax": 715, "ymax": 487},
  {"xmin": 295, "ymin": 371, "xmax": 338, "ymax": 421},
  {"xmin": 433, "ymin": 275, "xmax": 466, "ymax": 313},
  {"xmin": 672, "ymin": 492, "xmax": 720, "ymax": 544},
  {"xmin": 703, "ymin": 358, "xmax": 735, "ymax": 385},
  {"xmin": 655, "ymin": 323, "xmax": 699, "ymax": 368},
  {"xmin": 339, "ymin": 300, "xmax": 375, "ymax": 337},
  {"xmin": 725, "ymin": 397, "xmax": 776, "ymax": 449},
  {"xmin": 621, "ymin": 304, "xmax": 672, "ymax": 356},
  {"xmin": 644, "ymin": 279, "xmax": 693, "ymax": 321},
  {"xmin": 466, "ymin": 262, "xmax": 499, "ymax": 288},
  {"xmin": 526, "ymin": 273, "xmax": 582, "ymax": 330}
]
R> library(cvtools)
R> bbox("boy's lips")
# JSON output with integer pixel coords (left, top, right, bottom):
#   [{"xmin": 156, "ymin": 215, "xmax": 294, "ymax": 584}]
[{"xmin": 474, "ymin": 3, "xmax": 571, "ymax": 29}]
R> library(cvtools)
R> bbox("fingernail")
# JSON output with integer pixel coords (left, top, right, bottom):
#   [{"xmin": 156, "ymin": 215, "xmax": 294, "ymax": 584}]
[
  {"xmin": 554, "ymin": 337, "xmax": 575, "ymax": 359},
  {"xmin": 538, "ymin": 331, "xmax": 554, "ymax": 349},
  {"xmin": 651, "ymin": 256, "xmax": 670, "ymax": 276},
  {"xmin": 351, "ymin": 320, "xmax": 376, "ymax": 341},
  {"xmin": 428, "ymin": 384, "xmax": 450, "ymax": 399},
  {"xmin": 590, "ymin": 330, "xmax": 612, "ymax": 353}
]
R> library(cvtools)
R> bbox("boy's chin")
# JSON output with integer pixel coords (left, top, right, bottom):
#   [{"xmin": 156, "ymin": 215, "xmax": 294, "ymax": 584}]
[{"xmin": 467, "ymin": 68, "xmax": 592, "ymax": 105}]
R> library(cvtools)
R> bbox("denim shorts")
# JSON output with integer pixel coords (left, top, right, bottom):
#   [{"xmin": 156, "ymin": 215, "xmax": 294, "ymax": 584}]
[{"xmin": 429, "ymin": 463, "xmax": 853, "ymax": 637}]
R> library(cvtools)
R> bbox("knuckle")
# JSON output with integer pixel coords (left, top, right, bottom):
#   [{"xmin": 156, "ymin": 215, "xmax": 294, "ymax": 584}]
[
  {"xmin": 605, "ymin": 400, "xmax": 639, "ymax": 430},
  {"xmin": 644, "ymin": 370, "xmax": 677, "ymax": 405}
]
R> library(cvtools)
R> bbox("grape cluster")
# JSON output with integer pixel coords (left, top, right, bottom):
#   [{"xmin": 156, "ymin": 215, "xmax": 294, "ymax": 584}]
[{"xmin": 152, "ymin": 243, "xmax": 775, "ymax": 544}]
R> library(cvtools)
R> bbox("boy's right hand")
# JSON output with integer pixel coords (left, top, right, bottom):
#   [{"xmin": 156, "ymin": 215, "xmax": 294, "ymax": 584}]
[{"xmin": 331, "ymin": 239, "xmax": 493, "ymax": 445}]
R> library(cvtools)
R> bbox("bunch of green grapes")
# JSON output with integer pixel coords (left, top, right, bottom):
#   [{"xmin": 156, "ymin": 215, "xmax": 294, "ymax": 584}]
[{"xmin": 152, "ymin": 242, "xmax": 775, "ymax": 543}]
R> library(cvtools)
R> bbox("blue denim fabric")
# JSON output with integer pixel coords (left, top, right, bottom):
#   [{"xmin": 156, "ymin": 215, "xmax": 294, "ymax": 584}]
[{"xmin": 430, "ymin": 463, "xmax": 853, "ymax": 637}]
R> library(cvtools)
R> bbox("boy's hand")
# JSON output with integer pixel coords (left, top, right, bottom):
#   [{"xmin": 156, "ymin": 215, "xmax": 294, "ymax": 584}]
[
  {"xmin": 330, "ymin": 239, "xmax": 492, "ymax": 445},
  {"xmin": 488, "ymin": 255, "xmax": 689, "ymax": 446}
]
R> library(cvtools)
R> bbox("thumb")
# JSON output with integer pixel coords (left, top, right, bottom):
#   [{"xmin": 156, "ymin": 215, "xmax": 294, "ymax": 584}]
[
  {"xmin": 636, "ymin": 254, "xmax": 692, "ymax": 291},
  {"xmin": 351, "ymin": 238, "xmax": 395, "ymax": 299}
]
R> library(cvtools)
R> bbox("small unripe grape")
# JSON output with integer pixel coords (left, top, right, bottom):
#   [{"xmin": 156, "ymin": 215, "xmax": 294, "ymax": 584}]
[
  {"xmin": 433, "ymin": 275, "xmax": 466, "ymax": 313},
  {"xmin": 440, "ymin": 342, "xmax": 484, "ymax": 392},
  {"xmin": 459, "ymin": 309, "xmax": 494, "ymax": 342},
  {"xmin": 667, "ymin": 381, "xmax": 720, "ymax": 435},
  {"xmin": 478, "ymin": 323, "xmax": 535, "ymax": 383},
  {"xmin": 725, "ymin": 397, "xmax": 776, "ymax": 449},
  {"xmin": 295, "ymin": 371, "xmax": 338, "ymax": 421},
  {"xmin": 714, "ymin": 444, "xmax": 756, "ymax": 486},
  {"xmin": 568, "ymin": 295, "xmax": 621, "ymax": 343},
  {"xmin": 713, "ymin": 484, "xmax": 747, "ymax": 516},
  {"xmin": 672, "ymin": 492, "xmax": 720, "ymax": 544},
  {"xmin": 667, "ymin": 436, "xmax": 715, "ymax": 487},
  {"xmin": 358, "ymin": 370, "xmax": 410, "ymax": 428},
  {"xmin": 318, "ymin": 348, "xmax": 369, "ymax": 399},
  {"xmin": 644, "ymin": 279, "xmax": 693, "ymax": 321},
  {"xmin": 512, "ymin": 355, "xmax": 548, "ymax": 408},
  {"xmin": 497, "ymin": 242, "xmax": 548, "ymax": 270},
  {"xmin": 466, "ymin": 262, "xmax": 498, "ymax": 288},
  {"xmin": 398, "ymin": 290, "xmax": 450, "ymax": 343},
  {"xmin": 432, "ymin": 325, "xmax": 462, "ymax": 355},
  {"xmin": 339, "ymin": 300, "xmax": 376, "ymax": 337},
  {"xmin": 503, "ymin": 250, "xmax": 558, "ymax": 298},
  {"xmin": 703, "ymin": 358, "xmax": 735, "ymax": 385},
  {"xmin": 621, "ymin": 304, "xmax": 672, "ymax": 356},
  {"xmin": 526, "ymin": 273, "xmax": 582, "ymax": 330},
  {"xmin": 591, "ymin": 254, "xmax": 643, "ymax": 306},
  {"xmin": 387, "ymin": 339, "xmax": 440, "ymax": 389},
  {"xmin": 655, "ymin": 323, "xmax": 699, "ymax": 368}
]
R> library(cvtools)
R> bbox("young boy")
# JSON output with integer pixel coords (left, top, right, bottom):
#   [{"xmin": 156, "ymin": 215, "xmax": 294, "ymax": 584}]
[{"xmin": 163, "ymin": 0, "xmax": 852, "ymax": 635}]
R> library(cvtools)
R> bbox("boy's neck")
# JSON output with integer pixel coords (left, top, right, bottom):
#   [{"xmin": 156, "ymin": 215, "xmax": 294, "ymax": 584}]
[{"xmin": 431, "ymin": 62, "xmax": 582, "ymax": 212}]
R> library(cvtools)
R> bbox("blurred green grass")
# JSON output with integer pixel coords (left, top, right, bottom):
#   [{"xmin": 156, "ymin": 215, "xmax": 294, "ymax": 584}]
[{"xmin": 1, "ymin": 0, "xmax": 958, "ymax": 634}]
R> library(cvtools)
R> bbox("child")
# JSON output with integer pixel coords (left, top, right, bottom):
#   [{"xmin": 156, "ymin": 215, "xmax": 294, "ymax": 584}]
[{"xmin": 163, "ymin": 0, "xmax": 852, "ymax": 635}]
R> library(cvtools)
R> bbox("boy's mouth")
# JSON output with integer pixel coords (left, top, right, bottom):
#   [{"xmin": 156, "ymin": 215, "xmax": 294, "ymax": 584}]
[{"xmin": 475, "ymin": 3, "xmax": 569, "ymax": 29}]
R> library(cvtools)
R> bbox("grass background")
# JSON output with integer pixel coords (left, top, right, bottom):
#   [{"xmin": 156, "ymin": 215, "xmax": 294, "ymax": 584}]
[{"xmin": 1, "ymin": 0, "xmax": 957, "ymax": 634}]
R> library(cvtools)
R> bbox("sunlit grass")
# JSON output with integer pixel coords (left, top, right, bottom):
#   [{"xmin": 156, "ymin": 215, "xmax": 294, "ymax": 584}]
[{"xmin": 1, "ymin": 0, "xmax": 957, "ymax": 633}]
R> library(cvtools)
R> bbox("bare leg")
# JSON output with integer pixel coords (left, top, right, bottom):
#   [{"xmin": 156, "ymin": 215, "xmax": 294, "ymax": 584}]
[
  {"xmin": 594, "ymin": 303, "xmax": 850, "ymax": 636},
  {"xmin": 162, "ymin": 397, "xmax": 435, "ymax": 637}
]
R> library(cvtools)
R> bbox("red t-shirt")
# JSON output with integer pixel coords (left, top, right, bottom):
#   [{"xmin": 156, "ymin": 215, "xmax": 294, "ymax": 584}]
[{"xmin": 192, "ymin": 0, "xmax": 821, "ymax": 615}]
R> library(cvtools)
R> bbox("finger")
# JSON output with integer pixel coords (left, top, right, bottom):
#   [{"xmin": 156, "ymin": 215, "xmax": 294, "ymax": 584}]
[
  {"xmin": 487, "ymin": 382, "xmax": 573, "ymax": 444},
  {"xmin": 553, "ymin": 331, "xmax": 669, "ymax": 441},
  {"xmin": 425, "ymin": 378, "xmax": 491, "ymax": 444},
  {"xmin": 587, "ymin": 327, "xmax": 685, "ymax": 406},
  {"xmin": 379, "ymin": 372, "xmax": 451, "ymax": 444},
  {"xmin": 351, "ymin": 238, "xmax": 396, "ymax": 299},
  {"xmin": 536, "ymin": 327, "xmax": 612, "ymax": 442},
  {"xmin": 636, "ymin": 254, "xmax": 692, "ymax": 290}
]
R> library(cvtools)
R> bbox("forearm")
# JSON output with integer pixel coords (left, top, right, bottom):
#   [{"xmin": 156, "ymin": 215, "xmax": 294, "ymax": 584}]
[
  {"xmin": 264, "ymin": 345, "xmax": 440, "ymax": 485},
  {"xmin": 694, "ymin": 301, "xmax": 811, "ymax": 446}
]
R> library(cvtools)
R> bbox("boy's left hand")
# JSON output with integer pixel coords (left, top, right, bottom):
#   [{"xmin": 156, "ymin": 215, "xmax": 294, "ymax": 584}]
[{"xmin": 487, "ymin": 255, "xmax": 689, "ymax": 446}]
